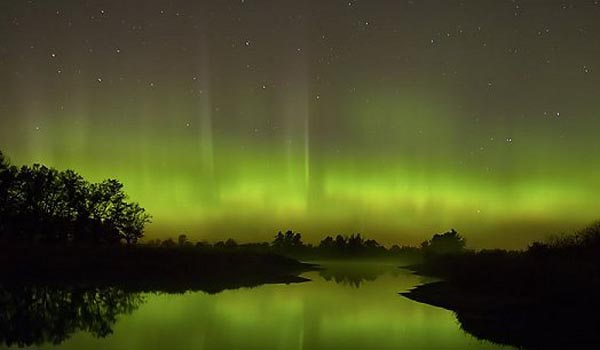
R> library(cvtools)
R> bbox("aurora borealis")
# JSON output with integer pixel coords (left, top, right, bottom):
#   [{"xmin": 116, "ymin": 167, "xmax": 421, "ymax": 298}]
[{"xmin": 2, "ymin": 0, "xmax": 600, "ymax": 248}]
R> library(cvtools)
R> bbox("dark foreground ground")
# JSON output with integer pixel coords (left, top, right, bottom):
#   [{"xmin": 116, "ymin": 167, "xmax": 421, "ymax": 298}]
[
  {"xmin": 402, "ymin": 250, "xmax": 600, "ymax": 350},
  {"xmin": 0, "ymin": 245, "xmax": 316, "ymax": 293}
]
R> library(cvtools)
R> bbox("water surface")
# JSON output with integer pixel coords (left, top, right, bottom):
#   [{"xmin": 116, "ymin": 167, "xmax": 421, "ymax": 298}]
[{"xmin": 5, "ymin": 262, "xmax": 510, "ymax": 350}]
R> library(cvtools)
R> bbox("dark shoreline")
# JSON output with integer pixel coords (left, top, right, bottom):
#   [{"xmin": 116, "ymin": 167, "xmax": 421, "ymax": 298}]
[
  {"xmin": 0, "ymin": 246, "xmax": 318, "ymax": 348},
  {"xmin": 0, "ymin": 245, "xmax": 317, "ymax": 293},
  {"xmin": 401, "ymin": 266, "xmax": 600, "ymax": 350}
]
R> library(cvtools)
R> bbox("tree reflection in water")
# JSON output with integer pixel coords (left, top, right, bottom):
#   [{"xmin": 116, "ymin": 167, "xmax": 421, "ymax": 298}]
[
  {"xmin": 318, "ymin": 262, "xmax": 403, "ymax": 288},
  {"xmin": 0, "ymin": 286, "xmax": 143, "ymax": 347}
]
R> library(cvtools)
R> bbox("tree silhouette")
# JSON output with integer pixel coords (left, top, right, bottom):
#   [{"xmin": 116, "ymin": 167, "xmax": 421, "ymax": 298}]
[
  {"xmin": 318, "ymin": 236, "xmax": 335, "ymax": 253},
  {"xmin": 225, "ymin": 238, "xmax": 238, "ymax": 248},
  {"xmin": 160, "ymin": 238, "xmax": 176, "ymax": 248},
  {"xmin": 178, "ymin": 234, "xmax": 193, "ymax": 247},
  {"xmin": 315, "ymin": 234, "xmax": 387, "ymax": 257},
  {"xmin": 422, "ymin": 228, "xmax": 466, "ymax": 255},
  {"xmin": 271, "ymin": 230, "xmax": 303, "ymax": 254},
  {"xmin": 0, "ymin": 150, "xmax": 151, "ymax": 245},
  {"xmin": 347, "ymin": 234, "xmax": 365, "ymax": 253}
]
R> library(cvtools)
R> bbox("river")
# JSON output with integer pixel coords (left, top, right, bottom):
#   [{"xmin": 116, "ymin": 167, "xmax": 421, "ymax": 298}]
[{"xmin": 3, "ymin": 261, "xmax": 511, "ymax": 350}]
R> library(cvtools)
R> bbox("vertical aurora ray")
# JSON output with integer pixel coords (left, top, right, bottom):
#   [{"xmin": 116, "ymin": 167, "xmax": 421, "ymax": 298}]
[
  {"xmin": 195, "ymin": 39, "xmax": 215, "ymax": 180},
  {"xmin": 304, "ymin": 102, "xmax": 310, "ymax": 191},
  {"xmin": 282, "ymin": 51, "xmax": 311, "ymax": 195}
]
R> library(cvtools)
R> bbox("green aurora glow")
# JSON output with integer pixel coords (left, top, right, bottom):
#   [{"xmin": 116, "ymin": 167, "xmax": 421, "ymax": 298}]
[{"xmin": 2, "ymin": 0, "xmax": 600, "ymax": 248}]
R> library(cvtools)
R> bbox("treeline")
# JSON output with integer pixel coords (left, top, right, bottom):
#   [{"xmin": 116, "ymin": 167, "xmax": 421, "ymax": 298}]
[
  {"xmin": 0, "ymin": 151, "xmax": 151, "ymax": 244},
  {"xmin": 405, "ymin": 221, "xmax": 600, "ymax": 350},
  {"xmin": 415, "ymin": 221, "xmax": 600, "ymax": 283},
  {"xmin": 145, "ymin": 230, "xmax": 426, "ymax": 260},
  {"xmin": 0, "ymin": 148, "xmax": 465, "ymax": 260}
]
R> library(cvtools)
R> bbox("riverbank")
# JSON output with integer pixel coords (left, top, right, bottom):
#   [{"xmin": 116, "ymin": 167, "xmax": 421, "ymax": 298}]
[
  {"xmin": 0, "ymin": 245, "xmax": 316, "ymax": 293},
  {"xmin": 401, "ymin": 249, "xmax": 600, "ymax": 349}
]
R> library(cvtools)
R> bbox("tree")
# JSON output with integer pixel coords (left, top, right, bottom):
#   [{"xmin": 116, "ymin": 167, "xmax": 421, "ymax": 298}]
[
  {"xmin": 319, "ymin": 236, "xmax": 335, "ymax": 250},
  {"xmin": 272, "ymin": 231, "xmax": 285, "ymax": 248},
  {"xmin": 422, "ymin": 229, "xmax": 466, "ymax": 255},
  {"xmin": 0, "ymin": 150, "xmax": 151, "ymax": 245},
  {"xmin": 87, "ymin": 179, "xmax": 151, "ymax": 244},
  {"xmin": 160, "ymin": 238, "xmax": 176, "ymax": 248},
  {"xmin": 271, "ymin": 230, "xmax": 303, "ymax": 252},
  {"xmin": 347, "ymin": 234, "xmax": 365, "ymax": 253},
  {"xmin": 195, "ymin": 240, "xmax": 209, "ymax": 249},
  {"xmin": 0, "ymin": 151, "xmax": 7, "ymax": 169},
  {"xmin": 118, "ymin": 202, "xmax": 151, "ymax": 244},
  {"xmin": 0, "ymin": 152, "xmax": 18, "ymax": 237},
  {"xmin": 334, "ymin": 234, "xmax": 347, "ymax": 252},
  {"xmin": 225, "ymin": 238, "xmax": 238, "ymax": 248},
  {"xmin": 177, "ymin": 234, "xmax": 189, "ymax": 247},
  {"xmin": 364, "ymin": 239, "xmax": 381, "ymax": 250}
]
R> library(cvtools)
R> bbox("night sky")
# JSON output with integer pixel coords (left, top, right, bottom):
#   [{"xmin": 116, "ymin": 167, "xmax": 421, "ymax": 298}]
[{"xmin": 2, "ymin": 0, "xmax": 600, "ymax": 248}]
